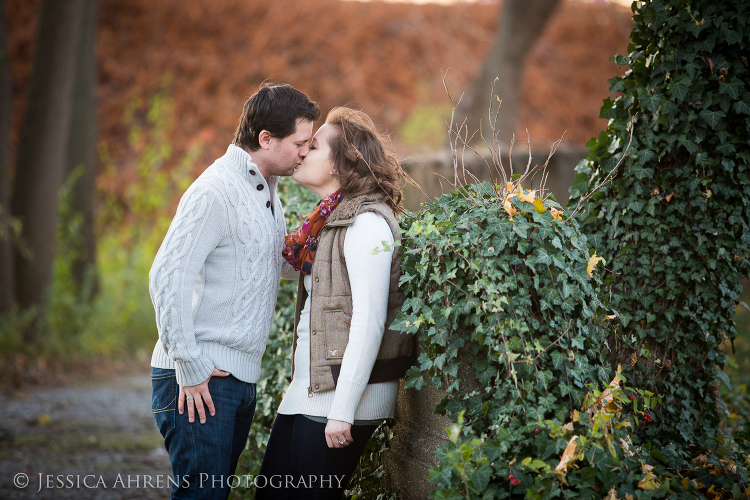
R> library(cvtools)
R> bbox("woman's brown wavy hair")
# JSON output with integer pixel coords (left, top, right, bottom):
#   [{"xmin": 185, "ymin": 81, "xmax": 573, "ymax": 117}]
[{"xmin": 325, "ymin": 107, "xmax": 403, "ymax": 213}]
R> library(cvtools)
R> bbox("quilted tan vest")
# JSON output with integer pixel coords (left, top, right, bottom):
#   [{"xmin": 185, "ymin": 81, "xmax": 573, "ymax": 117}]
[{"xmin": 291, "ymin": 193, "xmax": 415, "ymax": 394}]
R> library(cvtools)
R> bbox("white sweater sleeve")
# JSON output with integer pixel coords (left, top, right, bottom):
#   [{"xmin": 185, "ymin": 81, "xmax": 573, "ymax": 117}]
[
  {"xmin": 149, "ymin": 182, "xmax": 228, "ymax": 386},
  {"xmin": 280, "ymin": 261, "xmax": 301, "ymax": 281},
  {"xmin": 326, "ymin": 211, "xmax": 394, "ymax": 424}
]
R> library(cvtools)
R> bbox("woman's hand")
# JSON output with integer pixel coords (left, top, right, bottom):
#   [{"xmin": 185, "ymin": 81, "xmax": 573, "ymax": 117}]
[{"xmin": 325, "ymin": 419, "xmax": 353, "ymax": 449}]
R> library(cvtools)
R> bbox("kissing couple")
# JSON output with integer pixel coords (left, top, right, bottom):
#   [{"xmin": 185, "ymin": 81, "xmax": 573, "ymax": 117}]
[{"xmin": 149, "ymin": 82, "xmax": 415, "ymax": 500}]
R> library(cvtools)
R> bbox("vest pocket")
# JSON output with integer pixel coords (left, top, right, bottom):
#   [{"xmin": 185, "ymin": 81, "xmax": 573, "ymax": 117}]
[{"xmin": 324, "ymin": 309, "xmax": 350, "ymax": 359}]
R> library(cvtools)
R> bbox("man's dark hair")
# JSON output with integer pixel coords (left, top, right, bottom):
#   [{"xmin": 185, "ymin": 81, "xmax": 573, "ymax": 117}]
[{"xmin": 233, "ymin": 82, "xmax": 320, "ymax": 151}]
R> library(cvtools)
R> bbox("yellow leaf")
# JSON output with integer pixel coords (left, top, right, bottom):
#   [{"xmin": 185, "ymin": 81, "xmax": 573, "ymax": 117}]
[
  {"xmin": 533, "ymin": 198, "xmax": 545, "ymax": 213},
  {"xmin": 550, "ymin": 208, "xmax": 563, "ymax": 221},
  {"xmin": 519, "ymin": 189, "xmax": 536, "ymax": 203},
  {"xmin": 614, "ymin": 420, "xmax": 632, "ymax": 430},
  {"xmin": 572, "ymin": 409, "xmax": 580, "ymax": 422},
  {"xmin": 37, "ymin": 413, "xmax": 51, "ymax": 426},
  {"xmin": 562, "ymin": 422, "xmax": 574, "ymax": 434},
  {"xmin": 586, "ymin": 251, "xmax": 605, "ymax": 277},
  {"xmin": 553, "ymin": 435, "xmax": 579, "ymax": 484},
  {"xmin": 604, "ymin": 486, "xmax": 620, "ymax": 500},
  {"xmin": 638, "ymin": 471, "xmax": 661, "ymax": 490},
  {"xmin": 503, "ymin": 197, "xmax": 518, "ymax": 218},
  {"xmin": 506, "ymin": 182, "xmax": 515, "ymax": 194}
]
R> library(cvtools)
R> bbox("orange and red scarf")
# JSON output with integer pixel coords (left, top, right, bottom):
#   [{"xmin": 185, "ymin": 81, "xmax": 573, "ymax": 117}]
[{"xmin": 282, "ymin": 190, "xmax": 344, "ymax": 275}]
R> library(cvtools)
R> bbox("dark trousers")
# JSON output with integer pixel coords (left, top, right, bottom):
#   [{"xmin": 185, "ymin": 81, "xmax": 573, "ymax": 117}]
[
  {"xmin": 151, "ymin": 367, "xmax": 257, "ymax": 500},
  {"xmin": 255, "ymin": 414, "xmax": 378, "ymax": 500}
]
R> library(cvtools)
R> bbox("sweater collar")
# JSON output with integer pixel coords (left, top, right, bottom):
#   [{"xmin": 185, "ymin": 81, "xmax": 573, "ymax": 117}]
[{"xmin": 221, "ymin": 144, "xmax": 280, "ymax": 194}]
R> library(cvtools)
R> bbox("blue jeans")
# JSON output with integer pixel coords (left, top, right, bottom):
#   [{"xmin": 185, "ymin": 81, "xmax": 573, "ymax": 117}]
[{"xmin": 151, "ymin": 367, "xmax": 257, "ymax": 500}]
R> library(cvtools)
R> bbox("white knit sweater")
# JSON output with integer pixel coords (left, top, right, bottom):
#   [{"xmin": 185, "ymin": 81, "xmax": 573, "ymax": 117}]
[
  {"xmin": 277, "ymin": 212, "xmax": 400, "ymax": 424},
  {"xmin": 149, "ymin": 145, "xmax": 290, "ymax": 387}
]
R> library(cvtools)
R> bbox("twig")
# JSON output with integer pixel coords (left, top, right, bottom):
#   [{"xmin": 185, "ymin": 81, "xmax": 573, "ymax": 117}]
[{"xmin": 568, "ymin": 116, "xmax": 637, "ymax": 219}]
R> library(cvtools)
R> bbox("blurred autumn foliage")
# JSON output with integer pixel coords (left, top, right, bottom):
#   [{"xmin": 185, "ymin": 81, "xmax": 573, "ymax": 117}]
[{"xmin": 7, "ymin": 0, "xmax": 630, "ymax": 200}]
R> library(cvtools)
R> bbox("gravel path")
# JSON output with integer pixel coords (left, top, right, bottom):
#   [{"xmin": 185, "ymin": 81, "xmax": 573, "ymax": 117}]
[{"xmin": 0, "ymin": 372, "xmax": 172, "ymax": 499}]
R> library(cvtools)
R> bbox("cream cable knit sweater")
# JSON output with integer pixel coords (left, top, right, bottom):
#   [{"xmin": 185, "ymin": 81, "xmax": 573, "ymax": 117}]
[{"xmin": 149, "ymin": 145, "xmax": 291, "ymax": 387}]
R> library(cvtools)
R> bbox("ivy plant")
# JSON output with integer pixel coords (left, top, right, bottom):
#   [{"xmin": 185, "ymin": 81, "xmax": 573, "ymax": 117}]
[{"xmin": 566, "ymin": 0, "xmax": 750, "ymax": 495}]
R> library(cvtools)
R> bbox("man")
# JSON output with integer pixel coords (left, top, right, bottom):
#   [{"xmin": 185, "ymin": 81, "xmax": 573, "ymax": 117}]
[{"xmin": 149, "ymin": 82, "xmax": 319, "ymax": 499}]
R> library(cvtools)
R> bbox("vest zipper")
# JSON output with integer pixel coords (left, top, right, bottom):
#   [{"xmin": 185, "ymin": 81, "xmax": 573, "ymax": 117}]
[{"xmin": 308, "ymin": 270, "xmax": 314, "ymax": 398}]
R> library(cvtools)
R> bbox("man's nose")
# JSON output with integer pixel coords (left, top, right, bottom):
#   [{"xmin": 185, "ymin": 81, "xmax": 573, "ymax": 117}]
[{"xmin": 299, "ymin": 144, "xmax": 310, "ymax": 157}]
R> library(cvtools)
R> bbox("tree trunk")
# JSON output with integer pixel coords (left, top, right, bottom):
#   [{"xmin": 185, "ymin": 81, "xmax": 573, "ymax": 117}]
[
  {"xmin": 0, "ymin": 0, "xmax": 13, "ymax": 311},
  {"xmin": 11, "ymin": 0, "xmax": 84, "ymax": 338},
  {"xmin": 65, "ymin": 0, "xmax": 99, "ymax": 297},
  {"xmin": 458, "ymin": 0, "xmax": 561, "ymax": 148}
]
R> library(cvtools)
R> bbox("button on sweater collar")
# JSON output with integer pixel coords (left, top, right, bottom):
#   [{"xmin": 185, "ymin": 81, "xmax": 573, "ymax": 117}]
[{"xmin": 222, "ymin": 144, "xmax": 279, "ymax": 194}]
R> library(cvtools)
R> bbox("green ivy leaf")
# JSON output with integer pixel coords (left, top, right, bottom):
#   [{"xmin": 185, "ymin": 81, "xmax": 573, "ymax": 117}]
[
  {"xmin": 719, "ymin": 79, "xmax": 743, "ymax": 99},
  {"xmin": 733, "ymin": 97, "xmax": 750, "ymax": 114},
  {"xmin": 628, "ymin": 163, "xmax": 654, "ymax": 179},
  {"xmin": 468, "ymin": 464, "xmax": 492, "ymax": 492},
  {"xmin": 669, "ymin": 77, "xmax": 691, "ymax": 101},
  {"xmin": 699, "ymin": 109, "xmax": 726, "ymax": 128},
  {"xmin": 640, "ymin": 91, "xmax": 663, "ymax": 113}
]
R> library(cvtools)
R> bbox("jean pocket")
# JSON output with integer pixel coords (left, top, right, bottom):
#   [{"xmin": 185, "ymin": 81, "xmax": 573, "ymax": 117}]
[{"xmin": 151, "ymin": 369, "xmax": 176, "ymax": 439}]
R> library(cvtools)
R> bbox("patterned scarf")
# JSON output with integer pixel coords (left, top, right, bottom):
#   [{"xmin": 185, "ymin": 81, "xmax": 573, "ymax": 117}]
[{"xmin": 282, "ymin": 189, "xmax": 344, "ymax": 275}]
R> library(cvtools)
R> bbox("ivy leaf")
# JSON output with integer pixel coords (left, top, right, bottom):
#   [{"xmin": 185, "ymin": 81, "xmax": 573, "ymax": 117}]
[
  {"xmin": 699, "ymin": 109, "xmax": 726, "ymax": 128},
  {"xmin": 678, "ymin": 136, "xmax": 700, "ymax": 154},
  {"xmin": 721, "ymin": 25, "xmax": 743, "ymax": 45},
  {"xmin": 628, "ymin": 163, "xmax": 654, "ymax": 180},
  {"xmin": 551, "ymin": 350, "xmax": 567, "ymax": 369},
  {"xmin": 483, "ymin": 439, "xmax": 507, "ymax": 461},
  {"xmin": 669, "ymin": 77, "xmax": 691, "ymax": 101},
  {"xmin": 639, "ymin": 91, "xmax": 663, "ymax": 113},
  {"xmin": 569, "ymin": 173, "xmax": 590, "ymax": 198},
  {"xmin": 627, "ymin": 199, "xmax": 645, "ymax": 213},
  {"xmin": 468, "ymin": 464, "xmax": 492, "ymax": 492},
  {"xmin": 733, "ymin": 97, "xmax": 750, "ymax": 114},
  {"xmin": 719, "ymin": 79, "xmax": 743, "ymax": 100},
  {"xmin": 694, "ymin": 35, "xmax": 716, "ymax": 52},
  {"xmin": 637, "ymin": 149, "xmax": 656, "ymax": 164},
  {"xmin": 404, "ymin": 367, "xmax": 426, "ymax": 390},
  {"xmin": 613, "ymin": 54, "xmax": 630, "ymax": 66}
]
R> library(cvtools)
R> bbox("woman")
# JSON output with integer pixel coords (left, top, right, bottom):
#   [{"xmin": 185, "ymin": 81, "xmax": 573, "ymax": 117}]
[{"xmin": 255, "ymin": 107, "xmax": 415, "ymax": 499}]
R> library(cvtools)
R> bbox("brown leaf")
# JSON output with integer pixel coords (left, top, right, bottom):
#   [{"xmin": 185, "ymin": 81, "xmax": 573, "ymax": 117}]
[
  {"xmin": 553, "ymin": 436, "xmax": 579, "ymax": 485},
  {"xmin": 604, "ymin": 487, "xmax": 620, "ymax": 500}
]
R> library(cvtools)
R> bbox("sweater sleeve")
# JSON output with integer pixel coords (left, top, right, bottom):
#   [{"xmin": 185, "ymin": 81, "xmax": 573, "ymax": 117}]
[
  {"xmin": 280, "ymin": 261, "xmax": 301, "ymax": 281},
  {"xmin": 326, "ymin": 211, "xmax": 394, "ymax": 424},
  {"xmin": 149, "ymin": 182, "xmax": 228, "ymax": 386}
]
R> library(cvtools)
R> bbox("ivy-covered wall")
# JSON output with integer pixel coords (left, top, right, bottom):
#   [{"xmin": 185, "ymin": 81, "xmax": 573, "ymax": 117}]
[{"xmin": 568, "ymin": 0, "xmax": 750, "ymax": 450}]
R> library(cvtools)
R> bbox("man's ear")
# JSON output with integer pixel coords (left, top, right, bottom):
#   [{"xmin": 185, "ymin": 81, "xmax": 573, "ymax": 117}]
[{"xmin": 258, "ymin": 130, "xmax": 273, "ymax": 150}]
